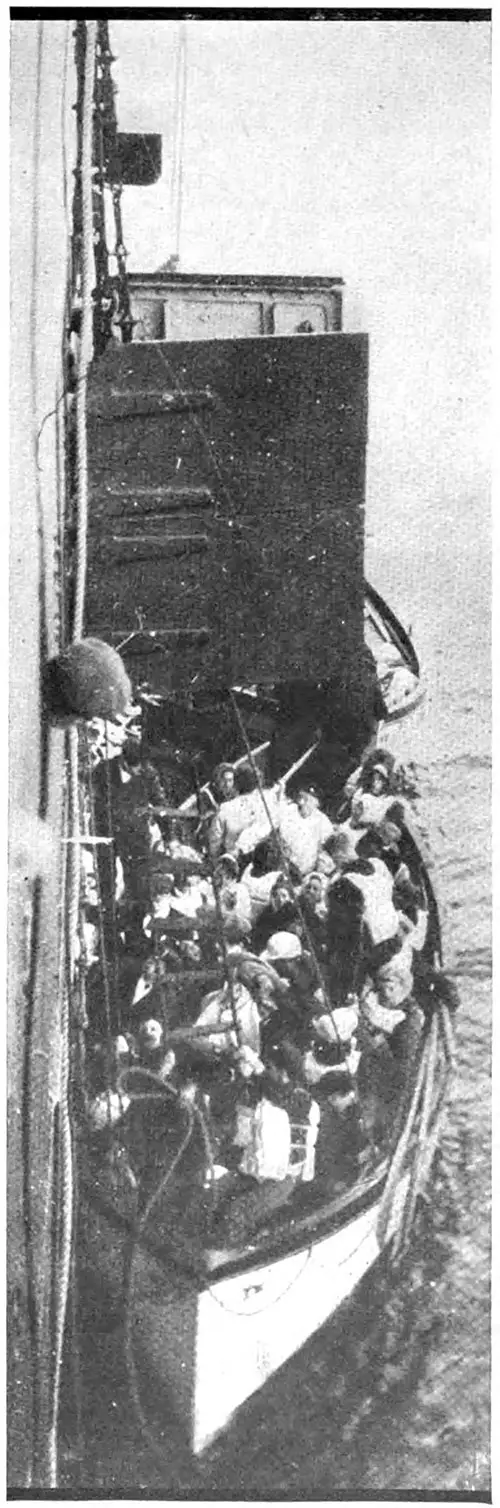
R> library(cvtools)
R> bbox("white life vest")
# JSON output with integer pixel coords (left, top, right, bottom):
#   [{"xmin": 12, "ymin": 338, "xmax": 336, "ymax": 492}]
[
  {"xmin": 350, "ymin": 791, "xmax": 393, "ymax": 828},
  {"xmin": 240, "ymin": 866, "xmax": 282, "ymax": 921},
  {"xmin": 278, "ymin": 804, "xmax": 334, "ymax": 877},
  {"xmin": 195, "ymin": 980, "xmax": 261, "ymax": 1057},
  {"xmin": 236, "ymin": 1097, "xmax": 320, "ymax": 1183},
  {"xmin": 375, "ymin": 906, "xmax": 428, "ymax": 1008},
  {"xmin": 345, "ymin": 858, "xmax": 400, "ymax": 946}
]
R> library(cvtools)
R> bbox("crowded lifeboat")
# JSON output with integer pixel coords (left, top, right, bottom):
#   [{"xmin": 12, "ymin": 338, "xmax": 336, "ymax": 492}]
[{"xmin": 80, "ymin": 718, "xmax": 439, "ymax": 1259}]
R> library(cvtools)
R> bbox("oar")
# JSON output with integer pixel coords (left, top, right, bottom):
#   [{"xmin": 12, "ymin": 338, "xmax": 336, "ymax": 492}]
[
  {"xmin": 178, "ymin": 740, "xmax": 271, "ymax": 814},
  {"xmin": 274, "ymin": 740, "xmax": 320, "ymax": 792}
]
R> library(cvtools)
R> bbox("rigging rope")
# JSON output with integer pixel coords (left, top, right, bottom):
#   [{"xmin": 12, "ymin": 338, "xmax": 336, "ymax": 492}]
[
  {"xmin": 23, "ymin": 20, "xmax": 93, "ymax": 1489},
  {"xmin": 103, "ymin": 724, "xmax": 121, "ymax": 1029},
  {"xmin": 41, "ymin": 22, "xmax": 98, "ymax": 1488},
  {"xmin": 170, "ymin": 23, "xmax": 188, "ymax": 264},
  {"xmin": 85, "ymin": 738, "xmax": 119, "ymax": 1071},
  {"xmin": 376, "ymin": 1001, "xmax": 455, "ymax": 1262},
  {"xmin": 191, "ymin": 758, "xmax": 245, "ymax": 1051},
  {"xmin": 122, "ymin": 1099, "xmax": 195, "ymax": 1462},
  {"xmin": 73, "ymin": 20, "xmax": 97, "ymax": 642},
  {"xmin": 44, "ymin": 728, "xmax": 79, "ymax": 1487}
]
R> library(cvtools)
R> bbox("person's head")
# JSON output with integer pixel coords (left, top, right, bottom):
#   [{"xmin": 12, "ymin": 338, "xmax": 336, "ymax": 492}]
[
  {"xmin": 138, "ymin": 1017, "xmax": 163, "ymax": 1055},
  {"xmin": 213, "ymin": 763, "xmax": 236, "ymax": 801},
  {"xmin": 369, "ymin": 763, "xmax": 390, "ymax": 797},
  {"xmin": 316, "ymin": 849, "xmax": 335, "ymax": 878},
  {"xmin": 394, "ymin": 876, "xmax": 421, "ymax": 924},
  {"xmin": 141, "ymin": 954, "xmax": 168, "ymax": 985},
  {"xmin": 123, "ymin": 734, "xmax": 142, "ymax": 772},
  {"xmin": 326, "ymin": 831, "xmax": 356, "ymax": 872},
  {"xmin": 214, "ymin": 853, "xmax": 239, "ymax": 889},
  {"xmin": 149, "ymin": 870, "xmax": 175, "ymax": 902},
  {"xmin": 271, "ymin": 874, "xmax": 292, "ymax": 911},
  {"xmin": 377, "ymin": 818, "xmax": 402, "ymax": 854},
  {"xmin": 260, "ymin": 931, "xmax": 303, "ymax": 977},
  {"xmin": 303, "ymin": 872, "xmax": 324, "ymax": 905},
  {"xmin": 237, "ymin": 958, "xmax": 277, "ymax": 1010},
  {"xmin": 220, "ymin": 876, "xmax": 239, "ymax": 908},
  {"xmin": 356, "ymin": 828, "xmax": 385, "ymax": 862},
  {"xmin": 296, "ymin": 785, "xmax": 321, "ymax": 819},
  {"xmin": 360, "ymin": 748, "xmax": 394, "ymax": 792}
]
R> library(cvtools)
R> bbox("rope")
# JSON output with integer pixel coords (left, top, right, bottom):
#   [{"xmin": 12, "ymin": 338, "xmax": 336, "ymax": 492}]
[
  {"xmin": 118, "ymin": 1065, "xmax": 183, "ymax": 1098},
  {"xmin": 85, "ymin": 739, "xmax": 116, "ymax": 1068},
  {"xmin": 23, "ymin": 24, "xmax": 50, "ymax": 1486},
  {"xmin": 103, "ymin": 724, "xmax": 121, "ymax": 1030},
  {"xmin": 123, "ymin": 1102, "xmax": 195, "ymax": 1462},
  {"xmin": 65, "ymin": 1132, "xmax": 85, "ymax": 1465},
  {"xmin": 44, "ymin": 28, "xmax": 96, "ymax": 1481},
  {"xmin": 48, "ymin": 1047, "xmax": 73, "ymax": 1484},
  {"xmin": 170, "ymin": 23, "xmax": 188, "ymax": 263},
  {"xmin": 377, "ymin": 999, "xmax": 455, "ymax": 1262},
  {"xmin": 43, "ymin": 729, "xmax": 79, "ymax": 1485},
  {"xmin": 394, "ymin": 1014, "xmax": 439, "ymax": 1254},
  {"xmin": 191, "ymin": 759, "xmax": 245, "ymax": 1051},
  {"xmin": 438, "ymin": 996, "xmax": 457, "ymax": 1072},
  {"xmin": 376, "ymin": 1026, "xmax": 430, "ymax": 1249},
  {"xmin": 28, "ymin": 25, "xmax": 78, "ymax": 1483},
  {"xmin": 208, "ymin": 1245, "xmax": 313, "ymax": 1317},
  {"xmin": 73, "ymin": 20, "xmax": 97, "ymax": 641}
]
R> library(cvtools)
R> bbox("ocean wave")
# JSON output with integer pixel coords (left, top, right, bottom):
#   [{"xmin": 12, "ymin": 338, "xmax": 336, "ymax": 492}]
[
  {"xmin": 423, "ymin": 752, "xmax": 491, "ymax": 776},
  {"xmin": 448, "ymin": 946, "xmax": 492, "ymax": 981}
]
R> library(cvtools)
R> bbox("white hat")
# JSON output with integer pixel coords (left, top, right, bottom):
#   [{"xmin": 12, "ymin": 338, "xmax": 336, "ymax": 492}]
[
  {"xmin": 372, "ymin": 761, "xmax": 390, "ymax": 781},
  {"xmin": 260, "ymin": 931, "xmax": 302, "ymax": 964}
]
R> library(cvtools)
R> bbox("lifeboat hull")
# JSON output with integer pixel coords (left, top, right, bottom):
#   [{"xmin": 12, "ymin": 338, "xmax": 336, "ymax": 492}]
[{"xmin": 81, "ymin": 1164, "xmax": 411, "ymax": 1456}]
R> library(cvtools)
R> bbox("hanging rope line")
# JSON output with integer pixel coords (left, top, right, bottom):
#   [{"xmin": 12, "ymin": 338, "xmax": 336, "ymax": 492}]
[
  {"xmin": 24, "ymin": 20, "xmax": 90, "ymax": 1490},
  {"xmin": 103, "ymin": 723, "xmax": 121, "ymax": 1028},
  {"xmin": 48, "ymin": 728, "xmax": 79, "ymax": 1485},
  {"xmin": 73, "ymin": 20, "xmax": 97, "ymax": 642},
  {"xmin": 169, "ymin": 22, "xmax": 188, "ymax": 265},
  {"xmin": 39, "ymin": 22, "xmax": 99, "ymax": 1489},
  {"xmin": 122, "ymin": 1099, "xmax": 195, "ymax": 1461},
  {"xmin": 72, "ymin": 19, "xmax": 96, "ymax": 642},
  {"xmin": 85, "ymin": 739, "xmax": 119, "ymax": 1075},
  {"xmin": 191, "ymin": 758, "xmax": 245, "ymax": 1051},
  {"xmin": 376, "ymin": 1000, "xmax": 456, "ymax": 1262}
]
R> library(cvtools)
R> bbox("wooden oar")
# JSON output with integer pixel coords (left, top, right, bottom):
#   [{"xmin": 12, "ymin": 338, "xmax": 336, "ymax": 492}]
[
  {"xmin": 274, "ymin": 740, "xmax": 320, "ymax": 791},
  {"xmin": 178, "ymin": 739, "xmax": 271, "ymax": 814}
]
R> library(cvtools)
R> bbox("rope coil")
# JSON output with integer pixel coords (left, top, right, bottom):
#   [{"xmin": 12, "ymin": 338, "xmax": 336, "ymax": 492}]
[{"xmin": 377, "ymin": 1000, "xmax": 456, "ymax": 1262}]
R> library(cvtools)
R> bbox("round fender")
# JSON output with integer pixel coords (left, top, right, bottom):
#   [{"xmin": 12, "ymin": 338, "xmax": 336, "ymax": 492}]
[{"xmin": 43, "ymin": 637, "xmax": 132, "ymax": 722}]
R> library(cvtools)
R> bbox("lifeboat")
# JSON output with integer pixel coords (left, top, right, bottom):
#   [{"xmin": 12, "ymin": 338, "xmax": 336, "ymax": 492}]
[
  {"xmin": 364, "ymin": 580, "xmax": 424, "ymax": 722},
  {"xmin": 77, "ymin": 721, "xmax": 455, "ymax": 1457}
]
